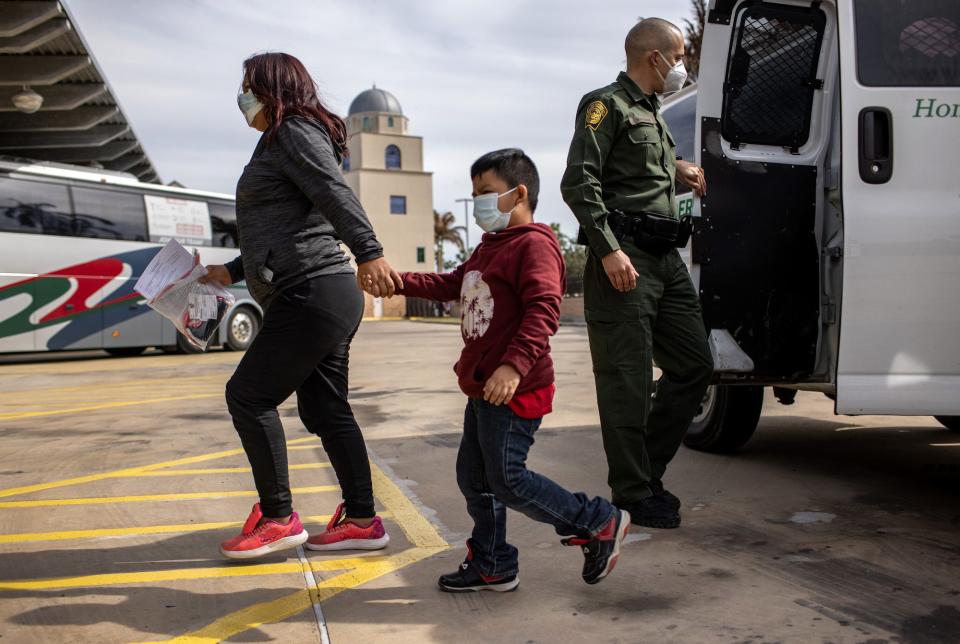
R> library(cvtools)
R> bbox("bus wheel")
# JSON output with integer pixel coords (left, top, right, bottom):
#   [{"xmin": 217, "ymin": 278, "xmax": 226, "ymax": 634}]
[
  {"xmin": 176, "ymin": 333, "xmax": 204, "ymax": 354},
  {"xmin": 935, "ymin": 416, "xmax": 960, "ymax": 432},
  {"xmin": 104, "ymin": 347, "xmax": 146, "ymax": 358},
  {"xmin": 682, "ymin": 385, "xmax": 764, "ymax": 453},
  {"xmin": 224, "ymin": 306, "xmax": 259, "ymax": 351}
]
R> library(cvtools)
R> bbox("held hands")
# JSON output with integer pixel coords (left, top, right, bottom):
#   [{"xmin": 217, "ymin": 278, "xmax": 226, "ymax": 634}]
[
  {"xmin": 676, "ymin": 160, "xmax": 707, "ymax": 197},
  {"xmin": 601, "ymin": 250, "xmax": 639, "ymax": 292},
  {"xmin": 198, "ymin": 265, "xmax": 233, "ymax": 286},
  {"xmin": 357, "ymin": 257, "xmax": 403, "ymax": 298},
  {"xmin": 483, "ymin": 364, "xmax": 521, "ymax": 406}
]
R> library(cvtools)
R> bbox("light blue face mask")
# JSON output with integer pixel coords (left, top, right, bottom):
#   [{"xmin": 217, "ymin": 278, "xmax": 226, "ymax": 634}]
[
  {"xmin": 473, "ymin": 187, "xmax": 517, "ymax": 233},
  {"xmin": 237, "ymin": 89, "xmax": 264, "ymax": 126}
]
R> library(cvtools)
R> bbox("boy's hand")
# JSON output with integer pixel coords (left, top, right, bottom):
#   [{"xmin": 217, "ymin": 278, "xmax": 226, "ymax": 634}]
[
  {"xmin": 358, "ymin": 257, "xmax": 403, "ymax": 297},
  {"xmin": 484, "ymin": 364, "xmax": 521, "ymax": 406}
]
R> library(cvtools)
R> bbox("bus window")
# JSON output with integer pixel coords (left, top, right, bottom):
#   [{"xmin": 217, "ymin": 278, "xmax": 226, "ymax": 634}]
[
  {"xmin": 71, "ymin": 187, "xmax": 149, "ymax": 241},
  {"xmin": 0, "ymin": 176, "xmax": 72, "ymax": 236},
  {"xmin": 208, "ymin": 202, "xmax": 238, "ymax": 248}
]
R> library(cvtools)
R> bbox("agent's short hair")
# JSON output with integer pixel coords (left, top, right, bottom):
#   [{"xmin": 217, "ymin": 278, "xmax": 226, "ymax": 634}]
[
  {"xmin": 626, "ymin": 17, "xmax": 683, "ymax": 61},
  {"xmin": 470, "ymin": 148, "xmax": 540, "ymax": 213}
]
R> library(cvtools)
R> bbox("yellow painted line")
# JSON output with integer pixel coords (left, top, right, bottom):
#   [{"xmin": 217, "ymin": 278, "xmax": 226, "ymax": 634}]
[
  {"xmin": 0, "ymin": 436, "xmax": 316, "ymax": 499},
  {"xmin": 0, "ymin": 557, "xmax": 367, "ymax": 591},
  {"xmin": 0, "ymin": 374, "xmax": 224, "ymax": 399},
  {"xmin": 130, "ymin": 464, "xmax": 331, "ymax": 477},
  {"xmin": 140, "ymin": 463, "xmax": 450, "ymax": 643},
  {"xmin": 0, "ymin": 515, "xmax": 347, "ymax": 544},
  {"xmin": 149, "ymin": 547, "xmax": 443, "ymax": 644},
  {"xmin": 370, "ymin": 463, "xmax": 448, "ymax": 548},
  {"xmin": 0, "ymin": 393, "xmax": 222, "ymax": 421},
  {"xmin": 0, "ymin": 485, "xmax": 339, "ymax": 509}
]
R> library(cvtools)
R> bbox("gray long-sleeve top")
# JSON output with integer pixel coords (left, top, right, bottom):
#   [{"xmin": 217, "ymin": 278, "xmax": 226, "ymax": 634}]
[{"xmin": 225, "ymin": 116, "xmax": 383, "ymax": 307}]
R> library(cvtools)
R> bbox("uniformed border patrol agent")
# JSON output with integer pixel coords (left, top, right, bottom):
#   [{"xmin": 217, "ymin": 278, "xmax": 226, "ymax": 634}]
[{"xmin": 561, "ymin": 18, "xmax": 714, "ymax": 529}]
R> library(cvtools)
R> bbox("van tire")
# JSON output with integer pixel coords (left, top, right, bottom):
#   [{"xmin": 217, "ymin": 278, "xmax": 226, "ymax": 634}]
[
  {"xmin": 935, "ymin": 416, "xmax": 960, "ymax": 432},
  {"xmin": 224, "ymin": 306, "xmax": 259, "ymax": 351},
  {"xmin": 683, "ymin": 385, "xmax": 764, "ymax": 453}
]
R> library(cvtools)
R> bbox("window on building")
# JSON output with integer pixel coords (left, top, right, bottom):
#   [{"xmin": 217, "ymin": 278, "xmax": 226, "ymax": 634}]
[
  {"xmin": 70, "ymin": 186, "xmax": 149, "ymax": 241},
  {"xmin": 208, "ymin": 202, "xmax": 238, "ymax": 248},
  {"xmin": 0, "ymin": 176, "xmax": 72, "ymax": 236},
  {"xmin": 385, "ymin": 144, "xmax": 401, "ymax": 170},
  {"xmin": 388, "ymin": 116, "xmax": 395, "ymax": 128},
  {"xmin": 342, "ymin": 154, "xmax": 351, "ymax": 172},
  {"xmin": 390, "ymin": 195, "xmax": 407, "ymax": 215},
  {"xmin": 362, "ymin": 116, "xmax": 371, "ymax": 131},
  {"xmin": 416, "ymin": 246, "xmax": 426, "ymax": 263}
]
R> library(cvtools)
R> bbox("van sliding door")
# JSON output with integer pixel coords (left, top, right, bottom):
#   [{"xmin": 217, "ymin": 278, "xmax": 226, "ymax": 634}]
[{"xmin": 695, "ymin": 0, "xmax": 836, "ymax": 382}]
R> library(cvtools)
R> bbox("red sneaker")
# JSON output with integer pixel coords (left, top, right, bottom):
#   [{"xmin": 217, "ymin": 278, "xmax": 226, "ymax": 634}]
[
  {"xmin": 305, "ymin": 502, "xmax": 390, "ymax": 551},
  {"xmin": 219, "ymin": 503, "xmax": 309, "ymax": 560}
]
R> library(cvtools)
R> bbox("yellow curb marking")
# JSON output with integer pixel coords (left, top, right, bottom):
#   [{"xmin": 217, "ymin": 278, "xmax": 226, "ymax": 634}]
[
  {"xmin": 0, "ymin": 436, "xmax": 316, "ymax": 499},
  {"xmin": 0, "ymin": 514, "xmax": 374, "ymax": 544},
  {"xmin": 0, "ymin": 393, "xmax": 224, "ymax": 421},
  {"xmin": 130, "ymin": 464, "xmax": 331, "ymax": 477},
  {"xmin": 146, "ymin": 463, "xmax": 449, "ymax": 643},
  {"xmin": 0, "ymin": 485, "xmax": 340, "ymax": 509}
]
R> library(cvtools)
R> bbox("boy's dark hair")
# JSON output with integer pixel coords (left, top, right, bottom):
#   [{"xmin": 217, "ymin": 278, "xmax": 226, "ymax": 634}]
[{"xmin": 470, "ymin": 148, "xmax": 540, "ymax": 213}]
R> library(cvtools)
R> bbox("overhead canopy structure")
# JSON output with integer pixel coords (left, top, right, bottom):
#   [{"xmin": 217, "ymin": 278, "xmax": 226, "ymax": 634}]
[{"xmin": 0, "ymin": 0, "xmax": 159, "ymax": 183}]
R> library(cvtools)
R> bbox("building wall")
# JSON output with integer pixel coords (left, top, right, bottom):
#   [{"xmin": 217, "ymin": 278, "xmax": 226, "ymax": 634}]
[{"xmin": 343, "ymin": 109, "xmax": 433, "ymax": 318}]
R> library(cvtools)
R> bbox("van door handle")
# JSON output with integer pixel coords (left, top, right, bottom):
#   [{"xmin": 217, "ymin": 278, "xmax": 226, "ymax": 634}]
[{"xmin": 858, "ymin": 107, "xmax": 893, "ymax": 184}]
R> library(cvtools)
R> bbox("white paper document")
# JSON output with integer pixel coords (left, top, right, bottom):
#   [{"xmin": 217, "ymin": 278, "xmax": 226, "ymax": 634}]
[{"xmin": 134, "ymin": 239, "xmax": 198, "ymax": 302}]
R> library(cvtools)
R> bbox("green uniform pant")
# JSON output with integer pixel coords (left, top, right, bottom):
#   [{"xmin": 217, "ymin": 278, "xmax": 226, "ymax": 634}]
[{"xmin": 584, "ymin": 243, "xmax": 713, "ymax": 506}]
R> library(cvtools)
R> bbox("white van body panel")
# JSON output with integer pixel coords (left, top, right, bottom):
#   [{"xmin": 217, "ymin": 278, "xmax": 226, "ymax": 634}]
[{"xmin": 834, "ymin": 2, "xmax": 960, "ymax": 414}]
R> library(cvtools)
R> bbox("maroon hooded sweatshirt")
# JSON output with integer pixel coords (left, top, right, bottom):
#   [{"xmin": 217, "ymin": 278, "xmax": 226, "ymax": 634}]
[{"xmin": 399, "ymin": 223, "xmax": 565, "ymax": 406}]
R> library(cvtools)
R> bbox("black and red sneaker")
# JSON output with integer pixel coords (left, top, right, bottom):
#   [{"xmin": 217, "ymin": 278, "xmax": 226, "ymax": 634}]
[
  {"xmin": 438, "ymin": 541, "xmax": 519, "ymax": 593},
  {"xmin": 562, "ymin": 508, "xmax": 631, "ymax": 585},
  {"xmin": 438, "ymin": 558, "xmax": 519, "ymax": 593}
]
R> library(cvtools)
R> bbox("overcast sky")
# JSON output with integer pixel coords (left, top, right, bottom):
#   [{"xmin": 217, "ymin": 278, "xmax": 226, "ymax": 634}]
[{"xmin": 67, "ymin": 0, "xmax": 691, "ymax": 242}]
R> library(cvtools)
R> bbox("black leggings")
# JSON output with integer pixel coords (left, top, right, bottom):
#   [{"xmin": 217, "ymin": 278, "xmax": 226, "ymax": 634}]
[{"xmin": 225, "ymin": 273, "xmax": 373, "ymax": 518}]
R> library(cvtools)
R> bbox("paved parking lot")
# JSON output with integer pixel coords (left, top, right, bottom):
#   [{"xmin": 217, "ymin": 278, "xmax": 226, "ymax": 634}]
[{"xmin": 0, "ymin": 321, "xmax": 958, "ymax": 643}]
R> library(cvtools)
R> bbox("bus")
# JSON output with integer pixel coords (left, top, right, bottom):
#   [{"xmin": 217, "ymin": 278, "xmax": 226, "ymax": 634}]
[{"xmin": 0, "ymin": 157, "xmax": 261, "ymax": 356}]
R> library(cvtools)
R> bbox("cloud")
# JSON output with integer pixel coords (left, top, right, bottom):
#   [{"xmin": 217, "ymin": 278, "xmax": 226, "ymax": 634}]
[{"xmin": 66, "ymin": 0, "xmax": 691, "ymax": 239}]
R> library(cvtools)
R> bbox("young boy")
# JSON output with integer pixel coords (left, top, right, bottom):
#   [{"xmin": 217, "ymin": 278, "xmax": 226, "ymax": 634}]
[{"xmin": 398, "ymin": 149, "xmax": 630, "ymax": 591}]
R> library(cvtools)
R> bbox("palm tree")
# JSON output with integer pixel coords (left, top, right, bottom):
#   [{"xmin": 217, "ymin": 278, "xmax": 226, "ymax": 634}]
[
  {"xmin": 683, "ymin": 0, "xmax": 707, "ymax": 81},
  {"xmin": 434, "ymin": 210, "xmax": 465, "ymax": 271}
]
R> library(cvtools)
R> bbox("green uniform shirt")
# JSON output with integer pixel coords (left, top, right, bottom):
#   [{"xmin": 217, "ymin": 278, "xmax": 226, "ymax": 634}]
[{"xmin": 561, "ymin": 71, "xmax": 678, "ymax": 258}]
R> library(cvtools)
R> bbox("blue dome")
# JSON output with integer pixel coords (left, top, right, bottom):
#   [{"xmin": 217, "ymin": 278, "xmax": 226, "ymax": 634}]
[{"xmin": 348, "ymin": 87, "xmax": 403, "ymax": 116}]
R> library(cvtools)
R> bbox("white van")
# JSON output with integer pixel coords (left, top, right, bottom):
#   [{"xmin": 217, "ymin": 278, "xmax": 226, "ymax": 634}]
[{"xmin": 662, "ymin": 0, "xmax": 959, "ymax": 451}]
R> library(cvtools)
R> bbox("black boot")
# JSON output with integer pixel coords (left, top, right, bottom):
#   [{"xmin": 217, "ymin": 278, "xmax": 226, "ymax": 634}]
[
  {"xmin": 626, "ymin": 495, "xmax": 681, "ymax": 529},
  {"xmin": 649, "ymin": 479, "xmax": 681, "ymax": 511}
]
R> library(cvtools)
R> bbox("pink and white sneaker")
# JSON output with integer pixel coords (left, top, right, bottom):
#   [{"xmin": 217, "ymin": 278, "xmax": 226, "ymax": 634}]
[
  {"xmin": 219, "ymin": 503, "xmax": 309, "ymax": 560},
  {"xmin": 305, "ymin": 502, "xmax": 390, "ymax": 551}
]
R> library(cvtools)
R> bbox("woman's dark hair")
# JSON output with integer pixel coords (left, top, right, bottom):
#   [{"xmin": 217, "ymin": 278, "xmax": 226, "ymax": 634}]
[{"xmin": 243, "ymin": 52, "xmax": 347, "ymax": 155}]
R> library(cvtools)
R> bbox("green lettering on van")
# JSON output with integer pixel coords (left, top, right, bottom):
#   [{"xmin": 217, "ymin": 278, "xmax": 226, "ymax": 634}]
[
  {"xmin": 913, "ymin": 98, "xmax": 960, "ymax": 118},
  {"xmin": 676, "ymin": 196, "xmax": 694, "ymax": 218}
]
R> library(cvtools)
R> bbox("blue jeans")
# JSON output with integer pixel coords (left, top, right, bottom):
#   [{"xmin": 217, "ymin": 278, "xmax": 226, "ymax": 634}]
[{"xmin": 457, "ymin": 398, "xmax": 616, "ymax": 578}]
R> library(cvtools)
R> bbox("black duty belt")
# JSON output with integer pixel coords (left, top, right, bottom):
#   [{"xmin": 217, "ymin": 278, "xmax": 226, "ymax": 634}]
[{"xmin": 608, "ymin": 210, "xmax": 693, "ymax": 254}]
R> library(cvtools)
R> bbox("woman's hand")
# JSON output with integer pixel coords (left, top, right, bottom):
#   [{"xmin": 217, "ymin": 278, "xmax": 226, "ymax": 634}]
[
  {"xmin": 200, "ymin": 265, "xmax": 233, "ymax": 286},
  {"xmin": 357, "ymin": 257, "xmax": 403, "ymax": 298},
  {"xmin": 483, "ymin": 364, "xmax": 521, "ymax": 406}
]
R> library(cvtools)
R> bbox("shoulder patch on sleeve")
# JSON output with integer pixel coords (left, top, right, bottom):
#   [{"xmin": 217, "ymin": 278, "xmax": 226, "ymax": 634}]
[{"xmin": 585, "ymin": 100, "xmax": 609, "ymax": 131}]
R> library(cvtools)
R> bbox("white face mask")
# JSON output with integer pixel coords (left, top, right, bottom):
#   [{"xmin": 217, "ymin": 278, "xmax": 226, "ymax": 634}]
[
  {"xmin": 472, "ymin": 187, "xmax": 517, "ymax": 233},
  {"xmin": 654, "ymin": 52, "xmax": 688, "ymax": 95},
  {"xmin": 237, "ymin": 89, "xmax": 264, "ymax": 126}
]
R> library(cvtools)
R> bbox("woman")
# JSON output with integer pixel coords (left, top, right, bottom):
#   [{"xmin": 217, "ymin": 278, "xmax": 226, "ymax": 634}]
[{"xmin": 203, "ymin": 52, "xmax": 402, "ymax": 559}]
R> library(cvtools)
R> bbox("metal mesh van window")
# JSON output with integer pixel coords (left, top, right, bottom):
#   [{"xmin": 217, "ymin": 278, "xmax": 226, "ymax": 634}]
[
  {"xmin": 721, "ymin": 2, "xmax": 826, "ymax": 149},
  {"xmin": 854, "ymin": 0, "xmax": 959, "ymax": 87}
]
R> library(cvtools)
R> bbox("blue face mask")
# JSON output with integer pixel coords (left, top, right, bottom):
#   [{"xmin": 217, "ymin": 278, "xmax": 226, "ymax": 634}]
[
  {"xmin": 237, "ymin": 89, "xmax": 264, "ymax": 126},
  {"xmin": 473, "ymin": 187, "xmax": 517, "ymax": 233}
]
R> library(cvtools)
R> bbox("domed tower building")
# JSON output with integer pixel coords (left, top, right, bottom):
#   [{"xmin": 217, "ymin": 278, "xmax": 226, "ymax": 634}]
[{"xmin": 343, "ymin": 87, "xmax": 434, "ymax": 318}]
